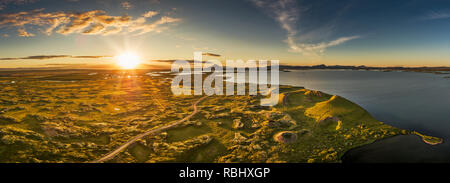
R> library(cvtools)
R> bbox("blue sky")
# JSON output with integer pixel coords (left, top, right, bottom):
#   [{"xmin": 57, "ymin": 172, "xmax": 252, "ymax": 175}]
[{"xmin": 0, "ymin": 0, "xmax": 450, "ymax": 68}]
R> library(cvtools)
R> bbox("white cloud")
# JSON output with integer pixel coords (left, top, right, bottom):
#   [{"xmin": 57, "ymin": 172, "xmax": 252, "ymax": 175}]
[
  {"xmin": 250, "ymin": 0, "xmax": 360, "ymax": 56},
  {"xmin": 143, "ymin": 11, "xmax": 158, "ymax": 18},
  {"xmin": 17, "ymin": 27, "xmax": 34, "ymax": 37},
  {"xmin": 423, "ymin": 10, "xmax": 450, "ymax": 20},
  {"xmin": 121, "ymin": 1, "xmax": 132, "ymax": 10},
  {"xmin": 0, "ymin": 9, "xmax": 181, "ymax": 37}
]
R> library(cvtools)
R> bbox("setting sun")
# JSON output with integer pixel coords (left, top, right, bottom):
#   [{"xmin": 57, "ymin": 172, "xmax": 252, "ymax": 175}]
[{"xmin": 116, "ymin": 52, "xmax": 141, "ymax": 69}]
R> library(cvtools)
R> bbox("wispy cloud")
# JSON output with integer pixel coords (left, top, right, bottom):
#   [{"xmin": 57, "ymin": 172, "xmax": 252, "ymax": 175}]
[
  {"xmin": 0, "ymin": 55, "xmax": 112, "ymax": 60},
  {"xmin": 17, "ymin": 27, "xmax": 34, "ymax": 37},
  {"xmin": 202, "ymin": 52, "xmax": 221, "ymax": 57},
  {"xmin": 71, "ymin": 55, "xmax": 112, "ymax": 59},
  {"xmin": 129, "ymin": 16, "xmax": 181, "ymax": 35},
  {"xmin": 142, "ymin": 11, "xmax": 158, "ymax": 18},
  {"xmin": 250, "ymin": 0, "xmax": 359, "ymax": 56},
  {"xmin": 422, "ymin": 10, "xmax": 450, "ymax": 20},
  {"xmin": 44, "ymin": 63, "xmax": 88, "ymax": 66},
  {"xmin": 121, "ymin": 1, "xmax": 132, "ymax": 10},
  {"xmin": 154, "ymin": 59, "xmax": 213, "ymax": 64},
  {"xmin": 0, "ymin": 8, "xmax": 181, "ymax": 37}
]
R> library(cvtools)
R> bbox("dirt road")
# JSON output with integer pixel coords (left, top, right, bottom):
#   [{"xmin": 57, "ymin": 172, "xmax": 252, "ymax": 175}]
[{"xmin": 90, "ymin": 96, "xmax": 208, "ymax": 163}]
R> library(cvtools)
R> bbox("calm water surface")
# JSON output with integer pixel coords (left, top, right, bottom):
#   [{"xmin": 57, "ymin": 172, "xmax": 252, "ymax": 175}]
[{"xmin": 279, "ymin": 70, "xmax": 450, "ymax": 162}]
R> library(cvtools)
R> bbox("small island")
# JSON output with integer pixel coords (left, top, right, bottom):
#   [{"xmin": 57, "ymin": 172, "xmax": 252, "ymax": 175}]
[{"xmin": 413, "ymin": 131, "xmax": 443, "ymax": 145}]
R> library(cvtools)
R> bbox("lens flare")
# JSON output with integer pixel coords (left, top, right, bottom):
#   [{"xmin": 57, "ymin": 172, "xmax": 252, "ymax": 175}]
[{"xmin": 116, "ymin": 52, "xmax": 141, "ymax": 69}]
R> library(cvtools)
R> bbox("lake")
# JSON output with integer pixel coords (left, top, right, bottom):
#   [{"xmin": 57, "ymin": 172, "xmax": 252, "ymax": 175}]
[{"xmin": 279, "ymin": 70, "xmax": 450, "ymax": 163}]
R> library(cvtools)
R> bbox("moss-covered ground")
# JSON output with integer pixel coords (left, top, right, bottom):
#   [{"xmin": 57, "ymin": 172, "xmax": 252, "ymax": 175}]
[{"xmin": 0, "ymin": 70, "xmax": 440, "ymax": 163}]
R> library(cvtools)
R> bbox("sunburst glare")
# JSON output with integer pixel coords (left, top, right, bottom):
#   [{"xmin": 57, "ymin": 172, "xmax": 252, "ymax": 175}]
[{"xmin": 115, "ymin": 52, "xmax": 141, "ymax": 69}]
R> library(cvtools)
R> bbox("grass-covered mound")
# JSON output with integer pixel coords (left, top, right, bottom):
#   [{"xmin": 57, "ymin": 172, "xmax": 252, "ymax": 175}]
[
  {"xmin": 271, "ymin": 88, "xmax": 403, "ymax": 162},
  {"xmin": 305, "ymin": 95, "xmax": 367, "ymax": 122}
]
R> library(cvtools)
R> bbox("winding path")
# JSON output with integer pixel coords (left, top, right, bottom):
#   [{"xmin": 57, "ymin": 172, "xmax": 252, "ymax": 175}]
[
  {"xmin": 282, "ymin": 89, "xmax": 304, "ymax": 106},
  {"xmin": 283, "ymin": 92, "xmax": 291, "ymax": 106},
  {"xmin": 90, "ymin": 96, "xmax": 208, "ymax": 163}
]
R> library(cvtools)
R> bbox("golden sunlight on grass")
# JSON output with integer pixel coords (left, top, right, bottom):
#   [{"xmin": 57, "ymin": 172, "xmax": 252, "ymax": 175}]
[{"xmin": 116, "ymin": 52, "xmax": 141, "ymax": 69}]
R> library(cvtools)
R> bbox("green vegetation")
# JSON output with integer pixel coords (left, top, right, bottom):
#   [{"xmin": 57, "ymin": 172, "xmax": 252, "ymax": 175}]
[
  {"xmin": 276, "ymin": 88, "xmax": 403, "ymax": 162},
  {"xmin": 0, "ymin": 70, "xmax": 441, "ymax": 163},
  {"xmin": 413, "ymin": 131, "xmax": 443, "ymax": 145}
]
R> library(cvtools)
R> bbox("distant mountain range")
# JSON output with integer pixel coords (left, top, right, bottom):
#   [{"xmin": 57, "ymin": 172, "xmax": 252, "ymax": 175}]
[
  {"xmin": 1, "ymin": 61, "xmax": 450, "ymax": 74},
  {"xmin": 278, "ymin": 64, "xmax": 450, "ymax": 73},
  {"xmin": 156, "ymin": 60, "xmax": 450, "ymax": 73}
]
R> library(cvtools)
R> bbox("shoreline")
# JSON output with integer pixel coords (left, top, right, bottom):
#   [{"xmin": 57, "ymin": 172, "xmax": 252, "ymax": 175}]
[
  {"xmin": 280, "ymin": 85, "xmax": 443, "ymax": 163},
  {"xmin": 341, "ymin": 134, "xmax": 447, "ymax": 163}
]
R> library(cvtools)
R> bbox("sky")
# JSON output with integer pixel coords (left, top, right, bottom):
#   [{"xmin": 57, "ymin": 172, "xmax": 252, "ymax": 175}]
[{"xmin": 0, "ymin": 0, "xmax": 450, "ymax": 68}]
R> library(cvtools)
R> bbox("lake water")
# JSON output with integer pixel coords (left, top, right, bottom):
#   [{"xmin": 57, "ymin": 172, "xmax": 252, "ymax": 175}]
[{"xmin": 279, "ymin": 70, "xmax": 450, "ymax": 163}]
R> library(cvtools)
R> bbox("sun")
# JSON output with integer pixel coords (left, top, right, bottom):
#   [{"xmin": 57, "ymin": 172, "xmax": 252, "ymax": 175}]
[{"xmin": 116, "ymin": 52, "xmax": 141, "ymax": 69}]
